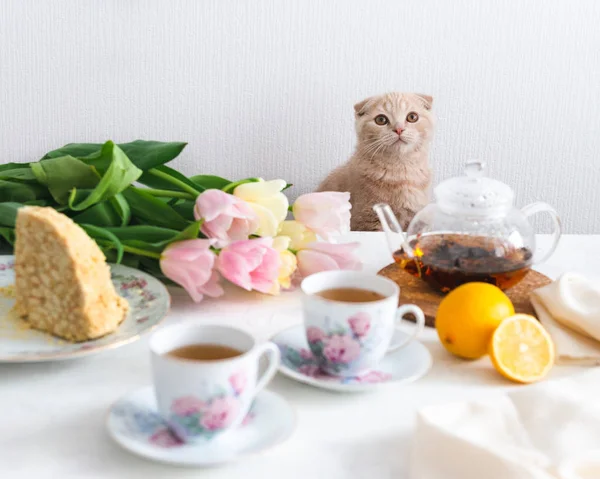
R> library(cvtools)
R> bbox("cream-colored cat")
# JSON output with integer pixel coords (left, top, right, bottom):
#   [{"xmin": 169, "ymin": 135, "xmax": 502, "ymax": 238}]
[{"xmin": 318, "ymin": 92, "xmax": 435, "ymax": 231}]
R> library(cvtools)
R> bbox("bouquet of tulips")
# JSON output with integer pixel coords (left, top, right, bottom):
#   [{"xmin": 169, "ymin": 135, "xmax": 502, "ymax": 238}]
[{"xmin": 0, "ymin": 140, "xmax": 361, "ymax": 302}]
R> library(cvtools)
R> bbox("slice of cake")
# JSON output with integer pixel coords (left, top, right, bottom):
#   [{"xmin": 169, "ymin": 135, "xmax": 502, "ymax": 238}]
[{"xmin": 14, "ymin": 206, "xmax": 128, "ymax": 341}]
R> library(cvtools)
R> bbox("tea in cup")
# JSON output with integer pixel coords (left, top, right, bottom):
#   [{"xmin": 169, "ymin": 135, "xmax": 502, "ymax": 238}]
[
  {"xmin": 149, "ymin": 323, "xmax": 280, "ymax": 443},
  {"xmin": 301, "ymin": 270, "xmax": 425, "ymax": 377}
]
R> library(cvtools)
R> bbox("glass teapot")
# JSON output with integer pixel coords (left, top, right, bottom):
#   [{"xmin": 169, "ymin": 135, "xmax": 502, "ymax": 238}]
[{"xmin": 373, "ymin": 161, "xmax": 561, "ymax": 293}]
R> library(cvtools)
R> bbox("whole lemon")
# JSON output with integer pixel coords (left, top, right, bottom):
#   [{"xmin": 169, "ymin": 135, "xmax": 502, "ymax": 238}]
[{"xmin": 435, "ymin": 282, "xmax": 515, "ymax": 359}]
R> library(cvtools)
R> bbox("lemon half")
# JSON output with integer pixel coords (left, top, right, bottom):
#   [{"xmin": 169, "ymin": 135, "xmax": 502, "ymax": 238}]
[{"xmin": 489, "ymin": 314, "xmax": 555, "ymax": 383}]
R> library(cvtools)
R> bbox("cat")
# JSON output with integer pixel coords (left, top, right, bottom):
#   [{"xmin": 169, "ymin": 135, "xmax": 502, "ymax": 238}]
[{"xmin": 317, "ymin": 92, "xmax": 435, "ymax": 231}]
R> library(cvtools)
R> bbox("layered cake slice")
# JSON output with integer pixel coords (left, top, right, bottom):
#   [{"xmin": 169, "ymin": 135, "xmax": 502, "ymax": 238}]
[{"xmin": 14, "ymin": 206, "xmax": 128, "ymax": 341}]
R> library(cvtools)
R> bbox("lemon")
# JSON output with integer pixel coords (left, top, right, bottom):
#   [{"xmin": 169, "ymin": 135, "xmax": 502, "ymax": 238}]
[
  {"xmin": 490, "ymin": 314, "xmax": 554, "ymax": 383},
  {"xmin": 435, "ymin": 282, "xmax": 515, "ymax": 359}
]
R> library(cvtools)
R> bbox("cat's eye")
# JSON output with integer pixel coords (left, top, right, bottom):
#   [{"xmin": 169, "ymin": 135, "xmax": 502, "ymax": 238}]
[
  {"xmin": 406, "ymin": 112, "xmax": 419, "ymax": 123},
  {"xmin": 374, "ymin": 115, "xmax": 389, "ymax": 126}
]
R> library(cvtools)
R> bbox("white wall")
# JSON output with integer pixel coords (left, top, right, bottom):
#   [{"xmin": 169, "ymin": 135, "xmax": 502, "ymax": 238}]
[{"xmin": 1, "ymin": 0, "xmax": 599, "ymax": 232}]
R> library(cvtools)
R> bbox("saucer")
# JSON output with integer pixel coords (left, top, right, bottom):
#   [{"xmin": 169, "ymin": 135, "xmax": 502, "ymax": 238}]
[
  {"xmin": 106, "ymin": 387, "xmax": 295, "ymax": 467},
  {"xmin": 271, "ymin": 325, "xmax": 432, "ymax": 393},
  {"xmin": 0, "ymin": 256, "xmax": 169, "ymax": 362}
]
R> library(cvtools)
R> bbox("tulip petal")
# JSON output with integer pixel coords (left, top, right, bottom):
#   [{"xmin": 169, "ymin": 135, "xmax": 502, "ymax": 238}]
[
  {"xmin": 217, "ymin": 250, "xmax": 253, "ymax": 291},
  {"xmin": 233, "ymin": 179, "xmax": 287, "ymax": 202},
  {"xmin": 272, "ymin": 235, "xmax": 291, "ymax": 252},
  {"xmin": 160, "ymin": 239, "xmax": 221, "ymax": 303},
  {"xmin": 248, "ymin": 203, "xmax": 280, "ymax": 237},
  {"xmin": 278, "ymin": 220, "xmax": 318, "ymax": 250},
  {"xmin": 293, "ymin": 192, "xmax": 351, "ymax": 240},
  {"xmin": 194, "ymin": 189, "xmax": 236, "ymax": 222},
  {"xmin": 297, "ymin": 250, "xmax": 340, "ymax": 277},
  {"xmin": 198, "ymin": 271, "xmax": 225, "ymax": 298},
  {"xmin": 254, "ymin": 195, "xmax": 289, "ymax": 224}
]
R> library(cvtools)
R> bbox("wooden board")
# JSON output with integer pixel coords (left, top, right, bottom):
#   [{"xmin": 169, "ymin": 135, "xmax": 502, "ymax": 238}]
[{"xmin": 377, "ymin": 264, "xmax": 552, "ymax": 328}]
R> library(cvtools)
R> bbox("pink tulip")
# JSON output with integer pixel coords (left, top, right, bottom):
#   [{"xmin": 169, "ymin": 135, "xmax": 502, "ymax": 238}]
[
  {"xmin": 194, "ymin": 189, "xmax": 259, "ymax": 246},
  {"xmin": 217, "ymin": 238, "xmax": 281, "ymax": 294},
  {"xmin": 296, "ymin": 242, "xmax": 362, "ymax": 277},
  {"xmin": 160, "ymin": 239, "xmax": 224, "ymax": 302},
  {"xmin": 292, "ymin": 192, "xmax": 351, "ymax": 241}
]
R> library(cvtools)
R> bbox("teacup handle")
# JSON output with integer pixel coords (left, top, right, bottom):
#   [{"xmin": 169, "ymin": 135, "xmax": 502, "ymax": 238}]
[
  {"xmin": 253, "ymin": 342, "xmax": 281, "ymax": 394},
  {"xmin": 387, "ymin": 304, "xmax": 425, "ymax": 352}
]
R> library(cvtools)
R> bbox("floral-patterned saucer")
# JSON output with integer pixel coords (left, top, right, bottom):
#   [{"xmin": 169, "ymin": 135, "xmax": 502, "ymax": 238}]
[
  {"xmin": 0, "ymin": 255, "xmax": 169, "ymax": 362},
  {"xmin": 106, "ymin": 386, "xmax": 295, "ymax": 467},
  {"xmin": 271, "ymin": 325, "xmax": 432, "ymax": 393}
]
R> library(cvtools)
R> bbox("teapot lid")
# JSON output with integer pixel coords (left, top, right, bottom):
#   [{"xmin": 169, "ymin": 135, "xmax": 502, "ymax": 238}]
[{"xmin": 434, "ymin": 161, "xmax": 514, "ymax": 216}]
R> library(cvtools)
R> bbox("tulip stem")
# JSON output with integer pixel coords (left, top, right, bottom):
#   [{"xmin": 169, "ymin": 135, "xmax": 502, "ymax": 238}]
[
  {"xmin": 222, "ymin": 178, "xmax": 261, "ymax": 193},
  {"xmin": 122, "ymin": 245, "xmax": 162, "ymax": 259},
  {"xmin": 142, "ymin": 188, "xmax": 195, "ymax": 200},
  {"xmin": 147, "ymin": 168, "xmax": 202, "ymax": 197}
]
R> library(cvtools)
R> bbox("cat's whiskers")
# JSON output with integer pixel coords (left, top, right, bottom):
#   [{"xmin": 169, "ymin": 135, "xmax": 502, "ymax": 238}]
[
  {"xmin": 368, "ymin": 142, "xmax": 388, "ymax": 162},
  {"xmin": 360, "ymin": 138, "xmax": 387, "ymax": 156}
]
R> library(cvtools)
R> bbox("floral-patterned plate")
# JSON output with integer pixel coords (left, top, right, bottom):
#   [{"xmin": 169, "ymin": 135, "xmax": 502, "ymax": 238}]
[
  {"xmin": 0, "ymin": 255, "xmax": 169, "ymax": 362},
  {"xmin": 106, "ymin": 386, "xmax": 295, "ymax": 467},
  {"xmin": 271, "ymin": 325, "xmax": 432, "ymax": 393}
]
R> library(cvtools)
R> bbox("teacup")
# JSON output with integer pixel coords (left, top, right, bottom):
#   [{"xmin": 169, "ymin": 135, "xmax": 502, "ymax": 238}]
[
  {"xmin": 149, "ymin": 323, "xmax": 280, "ymax": 443},
  {"xmin": 301, "ymin": 270, "xmax": 425, "ymax": 377}
]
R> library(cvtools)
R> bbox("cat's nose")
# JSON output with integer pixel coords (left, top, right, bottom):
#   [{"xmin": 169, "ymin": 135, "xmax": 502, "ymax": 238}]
[{"xmin": 395, "ymin": 127, "xmax": 404, "ymax": 135}]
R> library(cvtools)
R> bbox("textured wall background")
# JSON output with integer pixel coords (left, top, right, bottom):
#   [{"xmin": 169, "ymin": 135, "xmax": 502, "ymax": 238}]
[{"xmin": 0, "ymin": 0, "xmax": 599, "ymax": 232}]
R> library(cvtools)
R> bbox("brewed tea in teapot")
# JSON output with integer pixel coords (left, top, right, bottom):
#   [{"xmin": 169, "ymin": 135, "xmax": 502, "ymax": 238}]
[
  {"xmin": 374, "ymin": 161, "xmax": 561, "ymax": 293},
  {"xmin": 392, "ymin": 233, "xmax": 533, "ymax": 292}
]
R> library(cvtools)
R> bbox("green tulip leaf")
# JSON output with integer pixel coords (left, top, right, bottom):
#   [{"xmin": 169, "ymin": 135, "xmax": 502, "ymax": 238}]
[
  {"xmin": 105, "ymin": 225, "xmax": 180, "ymax": 243},
  {"xmin": 109, "ymin": 193, "xmax": 131, "ymax": 226},
  {"xmin": 68, "ymin": 141, "xmax": 142, "ymax": 211},
  {"xmin": 80, "ymin": 224, "xmax": 124, "ymax": 264},
  {"xmin": 190, "ymin": 174, "xmax": 232, "ymax": 190},
  {"xmin": 138, "ymin": 165, "xmax": 203, "ymax": 195},
  {"xmin": 171, "ymin": 200, "xmax": 196, "ymax": 221},
  {"xmin": 0, "ymin": 180, "xmax": 49, "ymax": 203},
  {"xmin": 122, "ymin": 187, "xmax": 189, "ymax": 230},
  {"xmin": 156, "ymin": 220, "xmax": 203, "ymax": 247},
  {"xmin": 42, "ymin": 140, "xmax": 187, "ymax": 171},
  {"xmin": 0, "ymin": 202, "xmax": 24, "ymax": 227},
  {"xmin": 0, "ymin": 166, "xmax": 38, "ymax": 182},
  {"xmin": 70, "ymin": 201, "xmax": 124, "ymax": 227},
  {"xmin": 31, "ymin": 155, "xmax": 99, "ymax": 204},
  {"xmin": 0, "ymin": 227, "xmax": 15, "ymax": 247}
]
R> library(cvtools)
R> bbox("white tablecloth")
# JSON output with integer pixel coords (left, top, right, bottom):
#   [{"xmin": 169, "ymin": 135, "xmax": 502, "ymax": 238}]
[{"xmin": 1, "ymin": 233, "xmax": 598, "ymax": 479}]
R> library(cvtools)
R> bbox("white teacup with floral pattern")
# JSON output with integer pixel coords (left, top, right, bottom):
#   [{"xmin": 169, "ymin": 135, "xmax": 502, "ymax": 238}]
[
  {"xmin": 149, "ymin": 324, "xmax": 280, "ymax": 443},
  {"xmin": 301, "ymin": 270, "xmax": 425, "ymax": 377}
]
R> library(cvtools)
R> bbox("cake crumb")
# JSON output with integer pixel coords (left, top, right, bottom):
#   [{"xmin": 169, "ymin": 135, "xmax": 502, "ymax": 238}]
[{"xmin": 0, "ymin": 285, "xmax": 15, "ymax": 298}]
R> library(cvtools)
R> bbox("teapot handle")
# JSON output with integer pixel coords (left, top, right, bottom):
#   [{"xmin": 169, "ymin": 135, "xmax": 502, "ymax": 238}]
[{"xmin": 520, "ymin": 202, "xmax": 562, "ymax": 264}]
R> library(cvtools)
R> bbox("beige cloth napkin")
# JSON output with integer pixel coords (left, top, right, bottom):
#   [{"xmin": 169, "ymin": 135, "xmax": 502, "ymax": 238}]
[
  {"xmin": 531, "ymin": 273, "xmax": 600, "ymax": 365},
  {"xmin": 410, "ymin": 369, "xmax": 600, "ymax": 479}
]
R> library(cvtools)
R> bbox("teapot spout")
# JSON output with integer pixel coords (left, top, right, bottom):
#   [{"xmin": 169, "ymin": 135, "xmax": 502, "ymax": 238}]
[{"xmin": 373, "ymin": 203, "xmax": 413, "ymax": 257}]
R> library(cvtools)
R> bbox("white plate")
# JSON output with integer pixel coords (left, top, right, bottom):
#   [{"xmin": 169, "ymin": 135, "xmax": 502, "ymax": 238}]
[
  {"xmin": 271, "ymin": 325, "xmax": 432, "ymax": 393},
  {"xmin": 107, "ymin": 386, "xmax": 295, "ymax": 467},
  {"xmin": 0, "ymin": 255, "xmax": 169, "ymax": 362}
]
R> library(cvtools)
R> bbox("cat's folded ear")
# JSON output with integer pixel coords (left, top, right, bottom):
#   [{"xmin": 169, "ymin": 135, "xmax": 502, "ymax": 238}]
[
  {"xmin": 415, "ymin": 94, "xmax": 433, "ymax": 110},
  {"xmin": 354, "ymin": 96, "xmax": 375, "ymax": 117}
]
